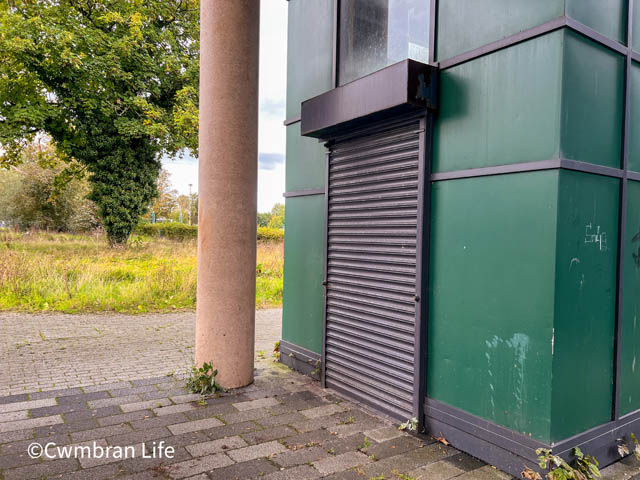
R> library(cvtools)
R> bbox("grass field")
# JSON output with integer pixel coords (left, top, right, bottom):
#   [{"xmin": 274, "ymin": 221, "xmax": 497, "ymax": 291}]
[{"xmin": 0, "ymin": 231, "xmax": 283, "ymax": 313}]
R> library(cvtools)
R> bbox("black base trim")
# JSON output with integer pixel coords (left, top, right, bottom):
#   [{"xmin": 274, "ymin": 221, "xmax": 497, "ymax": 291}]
[
  {"xmin": 279, "ymin": 340, "xmax": 321, "ymax": 380},
  {"xmin": 424, "ymin": 398, "xmax": 640, "ymax": 478}
]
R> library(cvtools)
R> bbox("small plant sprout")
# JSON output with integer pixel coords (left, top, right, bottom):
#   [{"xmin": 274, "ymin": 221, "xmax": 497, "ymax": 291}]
[
  {"xmin": 186, "ymin": 361, "xmax": 223, "ymax": 396},
  {"xmin": 399, "ymin": 417, "xmax": 418, "ymax": 432},
  {"xmin": 528, "ymin": 447, "xmax": 601, "ymax": 480}
]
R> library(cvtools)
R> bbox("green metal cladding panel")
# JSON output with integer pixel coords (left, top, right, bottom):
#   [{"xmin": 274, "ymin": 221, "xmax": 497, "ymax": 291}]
[
  {"xmin": 428, "ymin": 171, "xmax": 559, "ymax": 443},
  {"xmin": 286, "ymin": 0, "xmax": 334, "ymax": 119},
  {"xmin": 282, "ymin": 195, "xmax": 326, "ymax": 354},
  {"xmin": 560, "ymin": 30, "xmax": 624, "ymax": 169},
  {"xmin": 436, "ymin": 0, "xmax": 563, "ymax": 61},
  {"xmin": 433, "ymin": 32, "xmax": 563, "ymax": 173},
  {"xmin": 286, "ymin": 123, "xmax": 326, "ymax": 192},
  {"xmin": 565, "ymin": 0, "xmax": 627, "ymax": 44},
  {"xmin": 635, "ymin": 1, "xmax": 640, "ymax": 52},
  {"xmin": 551, "ymin": 171, "xmax": 619, "ymax": 442},
  {"xmin": 629, "ymin": 63, "xmax": 640, "ymax": 172},
  {"xmin": 620, "ymin": 180, "xmax": 640, "ymax": 416}
]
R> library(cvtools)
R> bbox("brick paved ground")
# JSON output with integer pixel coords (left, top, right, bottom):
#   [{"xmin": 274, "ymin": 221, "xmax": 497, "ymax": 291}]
[
  {"xmin": 0, "ymin": 310, "xmax": 638, "ymax": 479},
  {"xmin": 0, "ymin": 310, "xmax": 281, "ymax": 396}
]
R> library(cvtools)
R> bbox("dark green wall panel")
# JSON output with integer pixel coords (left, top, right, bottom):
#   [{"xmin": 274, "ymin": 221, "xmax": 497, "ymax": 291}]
[
  {"xmin": 566, "ymin": 0, "xmax": 626, "ymax": 44},
  {"xmin": 286, "ymin": 123, "xmax": 326, "ymax": 192},
  {"xmin": 560, "ymin": 30, "xmax": 624, "ymax": 168},
  {"xmin": 436, "ymin": 0, "xmax": 563, "ymax": 61},
  {"xmin": 634, "ymin": 1, "xmax": 640, "ymax": 53},
  {"xmin": 282, "ymin": 195, "xmax": 326, "ymax": 354},
  {"xmin": 551, "ymin": 171, "xmax": 619, "ymax": 441},
  {"xmin": 629, "ymin": 63, "xmax": 640, "ymax": 172},
  {"xmin": 286, "ymin": 0, "xmax": 334, "ymax": 119},
  {"xmin": 428, "ymin": 171, "xmax": 559, "ymax": 442},
  {"xmin": 620, "ymin": 180, "xmax": 640, "ymax": 416},
  {"xmin": 433, "ymin": 32, "xmax": 563, "ymax": 173}
]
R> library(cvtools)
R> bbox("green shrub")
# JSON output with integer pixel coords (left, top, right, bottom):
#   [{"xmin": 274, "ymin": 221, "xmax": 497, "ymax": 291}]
[
  {"xmin": 136, "ymin": 222, "xmax": 197, "ymax": 240},
  {"xmin": 135, "ymin": 223, "xmax": 283, "ymax": 242},
  {"xmin": 257, "ymin": 227, "xmax": 284, "ymax": 241}
]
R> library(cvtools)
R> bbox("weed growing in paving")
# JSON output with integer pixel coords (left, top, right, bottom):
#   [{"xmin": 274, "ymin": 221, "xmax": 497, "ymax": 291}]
[{"xmin": 186, "ymin": 362, "xmax": 222, "ymax": 396}]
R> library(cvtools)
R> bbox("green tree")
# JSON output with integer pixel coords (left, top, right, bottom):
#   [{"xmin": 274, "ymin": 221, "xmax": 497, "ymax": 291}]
[
  {"xmin": 0, "ymin": 141, "xmax": 99, "ymax": 232},
  {"xmin": 0, "ymin": 0, "xmax": 200, "ymax": 245},
  {"xmin": 267, "ymin": 203, "xmax": 285, "ymax": 229},
  {"xmin": 149, "ymin": 169, "xmax": 178, "ymax": 220}
]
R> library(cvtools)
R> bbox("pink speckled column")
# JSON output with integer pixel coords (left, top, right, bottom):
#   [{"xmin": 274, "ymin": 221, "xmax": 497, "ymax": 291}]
[{"xmin": 196, "ymin": 1, "xmax": 260, "ymax": 388}]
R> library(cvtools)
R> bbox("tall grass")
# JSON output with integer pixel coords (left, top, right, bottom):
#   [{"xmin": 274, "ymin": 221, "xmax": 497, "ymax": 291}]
[{"xmin": 0, "ymin": 231, "xmax": 283, "ymax": 313}]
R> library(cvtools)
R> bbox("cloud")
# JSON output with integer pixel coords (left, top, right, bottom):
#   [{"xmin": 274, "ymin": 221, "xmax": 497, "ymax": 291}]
[
  {"xmin": 259, "ymin": 152, "xmax": 285, "ymax": 171},
  {"xmin": 260, "ymin": 98, "xmax": 286, "ymax": 118}
]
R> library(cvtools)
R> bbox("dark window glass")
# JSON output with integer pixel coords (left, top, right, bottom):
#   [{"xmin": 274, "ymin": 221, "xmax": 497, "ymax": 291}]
[{"xmin": 338, "ymin": 0, "xmax": 429, "ymax": 85}]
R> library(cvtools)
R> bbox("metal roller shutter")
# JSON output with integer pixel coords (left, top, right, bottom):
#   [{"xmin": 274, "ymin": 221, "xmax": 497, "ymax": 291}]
[{"xmin": 324, "ymin": 114, "xmax": 425, "ymax": 420}]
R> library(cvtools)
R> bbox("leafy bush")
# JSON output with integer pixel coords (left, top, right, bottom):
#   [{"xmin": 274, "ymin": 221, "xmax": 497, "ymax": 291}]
[
  {"xmin": 257, "ymin": 227, "xmax": 284, "ymax": 241},
  {"xmin": 136, "ymin": 222, "xmax": 197, "ymax": 240}
]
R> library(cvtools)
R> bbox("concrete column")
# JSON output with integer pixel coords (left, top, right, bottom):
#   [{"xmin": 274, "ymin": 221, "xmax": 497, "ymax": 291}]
[{"xmin": 196, "ymin": 1, "xmax": 260, "ymax": 388}]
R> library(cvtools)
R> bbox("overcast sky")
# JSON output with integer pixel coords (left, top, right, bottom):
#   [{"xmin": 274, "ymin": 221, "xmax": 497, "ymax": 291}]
[{"xmin": 162, "ymin": 2, "xmax": 288, "ymax": 213}]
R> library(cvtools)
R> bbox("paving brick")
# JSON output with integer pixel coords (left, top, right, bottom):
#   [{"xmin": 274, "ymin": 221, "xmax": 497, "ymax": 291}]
[
  {"xmin": 271, "ymin": 445, "xmax": 329, "ymax": 468},
  {"xmin": 83, "ymin": 382, "xmax": 132, "ymax": 393},
  {"xmin": 241, "ymin": 425, "xmax": 297, "ymax": 445},
  {"xmin": 232, "ymin": 397, "xmax": 280, "ymax": 411},
  {"xmin": 30, "ymin": 403, "xmax": 90, "ymax": 418},
  {"xmin": 281, "ymin": 429, "xmax": 334, "ymax": 449},
  {"xmin": 108, "ymin": 385, "xmax": 157, "ymax": 397},
  {"xmin": 364, "ymin": 425, "xmax": 405, "ymax": 443},
  {"xmin": 169, "ymin": 393, "xmax": 202, "ymax": 404},
  {"xmin": 166, "ymin": 453, "xmax": 234, "ymax": 479},
  {"xmin": 203, "ymin": 421, "xmax": 261, "ymax": 440},
  {"xmin": 78, "ymin": 442, "xmax": 144, "ymax": 469},
  {"xmin": 255, "ymin": 411, "xmax": 306, "ymax": 428},
  {"xmin": 312, "ymin": 451, "xmax": 371, "ymax": 475},
  {"xmin": 301, "ymin": 404, "xmax": 347, "ymax": 419},
  {"xmin": 0, "ymin": 398, "xmax": 57, "ymax": 414},
  {"xmin": 29, "ymin": 388, "xmax": 85, "ymax": 400},
  {"xmin": 131, "ymin": 376, "xmax": 174, "ymax": 386},
  {"xmin": 56, "ymin": 463, "xmax": 122, "ymax": 480},
  {"xmin": 70, "ymin": 423, "xmax": 133, "ymax": 443},
  {"xmin": 3, "ymin": 457, "xmax": 80, "ymax": 480},
  {"xmin": 129, "ymin": 412, "xmax": 190, "ymax": 430},
  {"xmin": 322, "ymin": 433, "xmax": 366, "ymax": 455},
  {"xmin": 206, "ymin": 457, "xmax": 279, "ymax": 480},
  {"xmin": 185, "ymin": 435, "xmax": 247, "ymax": 457},
  {"xmin": 117, "ymin": 445, "xmax": 191, "ymax": 475},
  {"xmin": 444, "ymin": 451, "xmax": 487, "ymax": 472},
  {"xmin": 119, "ymin": 398, "xmax": 171, "ymax": 413},
  {"xmin": 0, "ymin": 414, "xmax": 63, "ymax": 433},
  {"xmin": 291, "ymin": 415, "xmax": 342, "ymax": 433},
  {"xmin": 56, "ymin": 391, "xmax": 111, "ymax": 405},
  {"xmin": 153, "ymin": 403, "xmax": 195, "ymax": 416},
  {"xmin": 168, "ymin": 417, "xmax": 224, "ymax": 435},
  {"xmin": 408, "ymin": 459, "xmax": 465, "ymax": 480},
  {"xmin": 0, "ymin": 430, "xmax": 35, "ymax": 448},
  {"xmin": 0, "ymin": 394, "xmax": 29, "ymax": 405},
  {"xmin": 0, "ymin": 410, "xmax": 29, "ymax": 423},
  {"xmin": 226, "ymin": 440, "xmax": 289, "ymax": 462},
  {"xmin": 363, "ymin": 435, "xmax": 424, "ymax": 461},
  {"xmin": 262, "ymin": 464, "xmax": 322, "ymax": 480},
  {"xmin": 63, "ymin": 405, "xmax": 122, "ymax": 423},
  {"xmin": 183, "ymin": 403, "xmax": 236, "ymax": 421},
  {"xmin": 106, "ymin": 426, "xmax": 171, "ymax": 447},
  {"xmin": 35, "ymin": 418, "xmax": 100, "ymax": 437},
  {"xmin": 96, "ymin": 410, "xmax": 151, "ymax": 427},
  {"xmin": 218, "ymin": 407, "xmax": 272, "ymax": 425},
  {"xmin": 455, "ymin": 465, "xmax": 513, "ymax": 479},
  {"xmin": 87, "ymin": 395, "xmax": 141, "ymax": 410}
]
